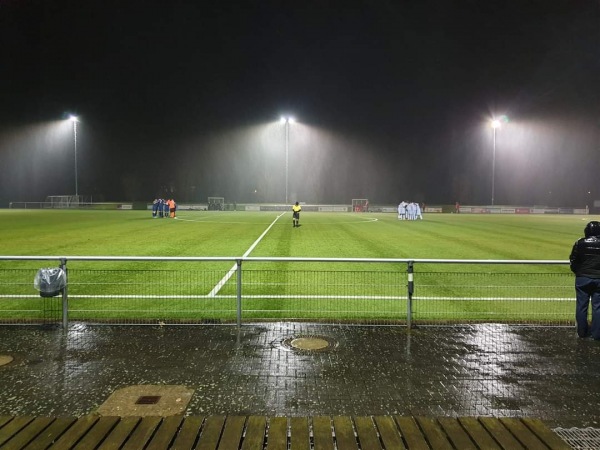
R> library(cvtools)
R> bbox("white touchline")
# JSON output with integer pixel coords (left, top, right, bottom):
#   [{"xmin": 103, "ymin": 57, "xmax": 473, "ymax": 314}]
[{"xmin": 207, "ymin": 212, "xmax": 286, "ymax": 297}]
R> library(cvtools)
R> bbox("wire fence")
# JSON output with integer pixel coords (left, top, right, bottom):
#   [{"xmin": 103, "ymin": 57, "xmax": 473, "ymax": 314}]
[{"xmin": 0, "ymin": 256, "xmax": 573, "ymax": 327}]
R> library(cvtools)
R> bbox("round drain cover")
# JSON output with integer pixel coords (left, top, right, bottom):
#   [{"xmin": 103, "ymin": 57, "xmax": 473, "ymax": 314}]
[
  {"xmin": 279, "ymin": 335, "xmax": 338, "ymax": 353},
  {"xmin": 290, "ymin": 337, "xmax": 330, "ymax": 351},
  {"xmin": 0, "ymin": 355, "xmax": 14, "ymax": 367}
]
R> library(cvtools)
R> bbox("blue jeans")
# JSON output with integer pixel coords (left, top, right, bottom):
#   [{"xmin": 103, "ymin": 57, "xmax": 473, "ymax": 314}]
[{"xmin": 575, "ymin": 276, "xmax": 600, "ymax": 339}]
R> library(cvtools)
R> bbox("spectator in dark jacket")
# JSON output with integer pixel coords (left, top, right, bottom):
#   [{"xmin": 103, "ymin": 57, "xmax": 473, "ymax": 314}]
[{"xmin": 570, "ymin": 221, "xmax": 600, "ymax": 339}]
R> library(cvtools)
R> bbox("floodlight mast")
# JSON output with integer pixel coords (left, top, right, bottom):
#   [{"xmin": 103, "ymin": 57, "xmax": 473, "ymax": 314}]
[
  {"xmin": 69, "ymin": 115, "xmax": 79, "ymax": 197},
  {"xmin": 490, "ymin": 117, "xmax": 505, "ymax": 206},
  {"xmin": 280, "ymin": 116, "xmax": 295, "ymax": 204}
]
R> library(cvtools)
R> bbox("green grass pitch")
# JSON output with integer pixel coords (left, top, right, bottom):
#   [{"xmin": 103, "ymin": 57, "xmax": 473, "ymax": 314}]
[{"xmin": 0, "ymin": 209, "xmax": 590, "ymax": 323}]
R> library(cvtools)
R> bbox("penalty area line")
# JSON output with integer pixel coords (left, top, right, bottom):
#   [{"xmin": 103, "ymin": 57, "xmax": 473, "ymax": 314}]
[{"xmin": 207, "ymin": 212, "xmax": 286, "ymax": 297}]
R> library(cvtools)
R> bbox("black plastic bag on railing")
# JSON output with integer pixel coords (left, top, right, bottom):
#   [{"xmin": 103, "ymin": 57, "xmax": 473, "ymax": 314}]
[{"xmin": 34, "ymin": 268, "xmax": 66, "ymax": 298}]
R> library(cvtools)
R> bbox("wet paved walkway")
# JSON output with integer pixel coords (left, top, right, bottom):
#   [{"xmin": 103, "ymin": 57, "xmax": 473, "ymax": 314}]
[{"xmin": 0, "ymin": 323, "xmax": 599, "ymax": 428}]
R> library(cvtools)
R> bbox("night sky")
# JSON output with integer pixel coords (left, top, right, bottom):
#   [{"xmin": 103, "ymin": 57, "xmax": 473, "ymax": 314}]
[{"xmin": 1, "ymin": 0, "xmax": 598, "ymax": 206}]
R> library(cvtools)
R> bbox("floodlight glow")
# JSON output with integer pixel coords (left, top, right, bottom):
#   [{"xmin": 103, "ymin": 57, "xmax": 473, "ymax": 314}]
[
  {"xmin": 491, "ymin": 119, "xmax": 501, "ymax": 129},
  {"xmin": 69, "ymin": 115, "xmax": 79, "ymax": 123},
  {"xmin": 288, "ymin": 117, "xmax": 295, "ymax": 123},
  {"xmin": 280, "ymin": 117, "xmax": 286, "ymax": 123}
]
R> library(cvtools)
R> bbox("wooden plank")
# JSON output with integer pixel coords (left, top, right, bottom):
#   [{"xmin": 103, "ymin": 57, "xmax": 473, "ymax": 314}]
[
  {"xmin": 394, "ymin": 416, "xmax": 429, "ymax": 450},
  {"xmin": 216, "ymin": 416, "xmax": 246, "ymax": 450},
  {"xmin": 499, "ymin": 418, "xmax": 548, "ymax": 450},
  {"xmin": 72, "ymin": 416, "xmax": 120, "ymax": 450},
  {"xmin": 23, "ymin": 417, "xmax": 77, "ymax": 450},
  {"xmin": 373, "ymin": 416, "xmax": 406, "ymax": 450},
  {"xmin": 3, "ymin": 417, "xmax": 54, "ymax": 450},
  {"xmin": 97, "ymin": 417, "xmax": 142, "ymax": 450},
  {"xmin": 121, "ymin": 416, "xmax": 162, "ymax": 450},
  {"xmin": 312, "ymin": 416, "xmax": 334, "ymax": 450},
  {"xmin": 46, "ymin": 415, "xmax": 98, "ymax": 449},
  {"xmin": 0, "ymin": 416, "xmax": 14, "ymax": 429},
  {"xmin": 458, "ymin": 417, "xmax": 501, "ymax": 450},
  {"xmin": 146, "ymin": 416, "xmax": 184, "ymax": 450},
  {"xmin": 171, "ymin": 416, "xmax": 205, "ymax": 450},
  {"xmin": 353, "ymin": 416, "xmax": 382, "ymax": 450},
  {"xmin": 479, "ymin": 417, "xmax": 524, "ymax": 450},
  {"xmin": 266, "ymin": 417, "xmax": 287, "ymax": 450},
  {"xmin": 414, "ymin": 417, "xmax": 453, "ymax": 450},
  {"xmin": 332, "ymin": 416, "xmax": 358, "ymax": 450},
  {"xmin": 196, "ymin": 415, "xmax": 226, "ymax": 450},
  {"xmin": 290, "ymin": 417, "xmax": 309, "ymax": 450},
  {"xmin": 521, "ymin": 418, "xmax": 572, "ymax": 450},
  {"xmin": 241, "ymin": 416, "xmax": 266, "ymax": 450},
  {"xmin": 0, "ymin": 416, "xmax": 35, "ymax": 447},
  {"xmin": 437, "ymin": 417, "xmax": 477, "ymax": 450},
  {"xmin": 3, "ymin": 415, "xmax": 573, "ymax": 450}
]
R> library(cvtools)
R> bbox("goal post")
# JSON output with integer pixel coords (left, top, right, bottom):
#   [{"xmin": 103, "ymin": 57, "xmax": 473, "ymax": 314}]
[
  {"xmin": 352, "ymin": 198, "xmax": 369, "ymax": 212},
  {"xmin": 208, "ymin": 197, "xmax": 225, "ymax": 211},
  {"xmin": 44, "ymin": 195, "xmax": 81, "ymax": 208}
]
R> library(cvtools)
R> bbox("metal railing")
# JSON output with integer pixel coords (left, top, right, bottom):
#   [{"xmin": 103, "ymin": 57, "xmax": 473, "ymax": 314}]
[{"xmin": 0, "ymin": 256, "xmax": 572, "ymax": 328}]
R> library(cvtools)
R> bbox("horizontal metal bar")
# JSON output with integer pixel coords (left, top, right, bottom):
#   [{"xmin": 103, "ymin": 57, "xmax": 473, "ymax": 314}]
[{"xmin": 0, "ymin": 255, "xmax": 569, "ymax": 264}]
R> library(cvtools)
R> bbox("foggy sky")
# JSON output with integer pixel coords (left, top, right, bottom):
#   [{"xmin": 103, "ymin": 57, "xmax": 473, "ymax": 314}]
[{"xmin": 1, "ymin": 0, "xmax": 598, "ymax": 206}]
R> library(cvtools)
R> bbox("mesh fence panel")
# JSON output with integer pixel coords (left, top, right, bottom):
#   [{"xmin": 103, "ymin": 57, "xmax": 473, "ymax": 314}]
[
  {"xmin": 68, "ymin": 268, "xmax": 237, "ymax": 323},
  {"xmin": 0, "ymin": 260, "xmax": 575, "ymax": 326},
  {"xmin": 239, "ymin": 269, "xmax": 405, "ymax": 323},
  {"xmin": 0, "ymin": 268, "xmax": 61, "ymax": 323},
  {"xmin": 413, "ymin": 270, "xmax": 573, "ymax": 325}
]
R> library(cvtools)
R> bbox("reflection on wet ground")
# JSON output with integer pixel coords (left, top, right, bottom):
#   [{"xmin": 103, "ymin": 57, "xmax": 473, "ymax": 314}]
[{"xmin": 0, "ymin": 323, "xmax": 598, "ymax": 428}]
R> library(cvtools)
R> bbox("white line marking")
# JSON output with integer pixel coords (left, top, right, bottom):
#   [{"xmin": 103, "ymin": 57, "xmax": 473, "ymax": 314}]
[{"xmin": 207, "ymin": 212, "xmax": 286, "ymax": 297}]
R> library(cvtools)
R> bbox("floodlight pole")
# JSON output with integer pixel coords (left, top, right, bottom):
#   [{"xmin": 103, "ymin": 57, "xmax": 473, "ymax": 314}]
[
  {"xmin": 285, "ymin": 120, "xmax": 289, "ymax": 205},
  {"xmin": 492, "ymin": 125, "xmax": 496, "ymax": 206},
  {"xmin": 70, "ymin": 115, "xmax": 79, "ymax": 198},
  {"xmin": 490, "ymin": 118, "xmax": 501, "ymax": 206},
  {"xmin": 281, "ymin": 116, "xmax": 294, "ymax": 204}
]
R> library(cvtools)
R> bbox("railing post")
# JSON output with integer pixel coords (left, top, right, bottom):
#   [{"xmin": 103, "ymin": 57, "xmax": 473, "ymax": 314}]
[
  {"xmin": 60, "ymin": 258, "xmax": 68, "ymax": 330},
  {"xmin": 236, "ymin": 259, "xmax": 242, "ymax": 327},
  {"xmin": 407, "ymin": 260, "xmax": 414, "ymax": 329}
]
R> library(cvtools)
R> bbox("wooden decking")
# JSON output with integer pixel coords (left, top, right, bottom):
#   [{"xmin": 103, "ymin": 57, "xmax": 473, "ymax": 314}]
[{"xmin": 0, "ymin": 415, "xmax": 571, "ymax": 450}]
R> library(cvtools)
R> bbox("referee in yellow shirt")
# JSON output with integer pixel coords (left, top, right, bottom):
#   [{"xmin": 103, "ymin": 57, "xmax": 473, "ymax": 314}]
[{"xmin": 292, "ymin": 202, "xmax": 301, "ymax": 227}]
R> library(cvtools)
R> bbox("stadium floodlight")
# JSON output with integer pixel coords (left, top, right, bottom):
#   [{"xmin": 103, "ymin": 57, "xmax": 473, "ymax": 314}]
[
  {"xmin": 68, "ymin": 115, "xmax": 79, "ymax": 197},
  {"xmin": 281, "ymin": 115, "xmax": 294, "ymax": 204},
  {"xmin": 490, "ymin": 115, "xmax": 507, "ymax": 206}
]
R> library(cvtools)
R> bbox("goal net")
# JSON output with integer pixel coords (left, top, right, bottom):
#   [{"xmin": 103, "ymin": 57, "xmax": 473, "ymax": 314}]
[
  {"xmin": 352, "ymin": 198, "xmax": 369, "ymax": 212},
  {"xmin": 44, "ymin": 195, "xmax": 81, "ymax": 209},
  {"xmin": 208, "ymin": 197, "xmax": 225, "ymax": 211}
]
